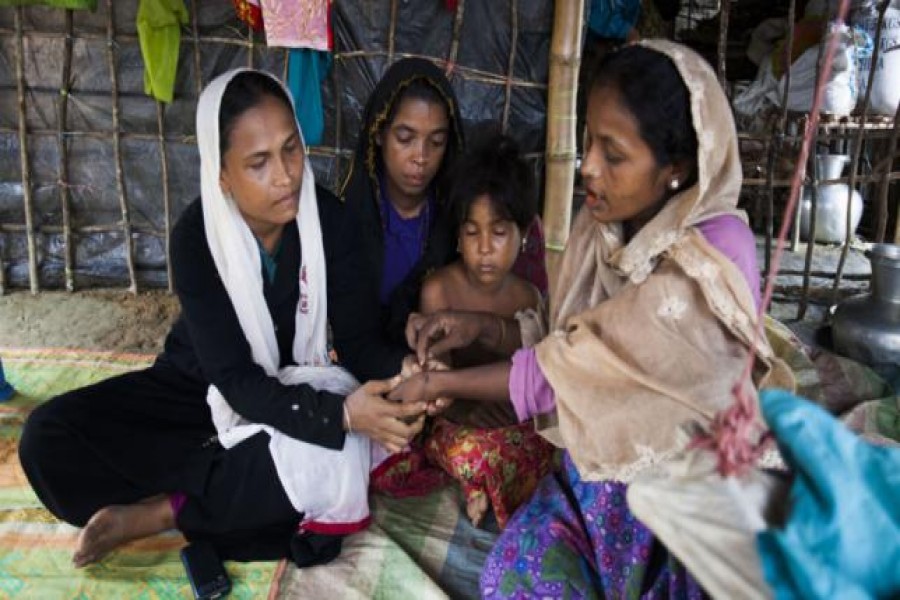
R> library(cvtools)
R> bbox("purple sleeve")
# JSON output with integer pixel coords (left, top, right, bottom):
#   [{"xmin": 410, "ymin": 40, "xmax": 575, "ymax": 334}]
[
  {"xmin": 695, "ymin": 214, "xmax": 761, "ymax": 310},
  {"xmin": 508, "ymin": 348, "xmax": 556, "ymax": 422}
]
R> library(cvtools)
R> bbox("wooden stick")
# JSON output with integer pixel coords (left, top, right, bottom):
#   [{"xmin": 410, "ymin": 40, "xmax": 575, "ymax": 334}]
[
  {"xmin": 797, "ymin": 20, "xmax": 833, "ymax": 319},
  {"xmin": 190, "ymin": 0, "xmax": 203, "ymax": 94},
  {"xmin": 333, "ymin": 50, "xmax": 548, "ymax": 88},
  {"xmin": 0, "ymin": 27, "xmax": 257, "ymax": 49},
  {"xmin": 716, "ymin": 0, "xmax": 731, "ymax": 85},
  {"xmin": 501, "ymin": 0, "xmax": 518, "ymax": 133},
  {"xmin": 14, "ymin": 7, "xmax": 39, "ymax": 294},
  {"xmin": 156, "ymin": 101, "xmax": 173, "ymax": 293},
  {"xmin": 884, "ymin": 105, "xmax": 900, "ymax": 244},
  {"xmin": 333, "ymin": 46, "xmax": 344, "ymax": 192},
  {"xmin": 446, "ymin": 0, "xmax": 466, "ymax": 74},
  {"xmin": 0, "ymin": 223, "xmax": 166, "ymax": 235},
  {"xmin": 542, "ymin": 0, "xmax": 584, "ymax": 289},
  {"xmin": 106, "ymin": 0, "xmax": 137, "ymax": 293},
  {"xmin": 247, "ymin": 20, "xmax": 255, "ymax": 68},
  {"xmin": 58, "ymin": 9, "xmax": 75, "ymax": 292},
  {"xmin": 388, "ymin": 0, "xmax": 398, "ymax": 64}
]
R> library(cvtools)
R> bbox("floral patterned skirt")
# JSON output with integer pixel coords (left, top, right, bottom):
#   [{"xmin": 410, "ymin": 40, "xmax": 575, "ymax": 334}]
[
  {"xmin": 480, "ymin": 452, "xmax": 706, "ymax": 599},
  {"xmin": 370, "ymin": 417, "xmax": 555, "ymax": 530},
  {"xmin": 423, "ymin": 418, "xmax": 555, "ymax": 529}
]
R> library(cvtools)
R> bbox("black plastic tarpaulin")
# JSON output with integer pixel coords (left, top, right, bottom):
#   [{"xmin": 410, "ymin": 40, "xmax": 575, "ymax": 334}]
[{"xmin": 0, "ymin": 1, "xmax": 571, "ymax": 290}]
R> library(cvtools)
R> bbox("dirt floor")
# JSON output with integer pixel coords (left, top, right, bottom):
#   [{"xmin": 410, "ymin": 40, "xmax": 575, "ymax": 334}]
[
  {"xmin": 0, "ymin": 238, "xmax": 873, "ymax": 355},
  {"xmin": 0, "ymin": 289, "xmax": 181, "ymax": 354}
]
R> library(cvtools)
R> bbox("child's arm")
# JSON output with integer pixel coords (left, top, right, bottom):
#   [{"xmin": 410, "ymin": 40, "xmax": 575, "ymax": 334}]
[
  {"xmin": 417, "ymin": 273, "xmax": 453, "ymax": 369},
  {"xmin": 419, "ymin": 272, "xmax": 451, "ymax": 315}
]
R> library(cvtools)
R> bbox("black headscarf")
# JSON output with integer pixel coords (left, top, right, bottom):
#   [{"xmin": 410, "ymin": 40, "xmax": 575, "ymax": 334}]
[{"xmin": 340, "ymin": 57, "xmax": 465, "ymax": 344}]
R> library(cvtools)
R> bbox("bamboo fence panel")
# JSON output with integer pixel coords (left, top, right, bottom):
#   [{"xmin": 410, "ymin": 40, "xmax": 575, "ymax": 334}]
[
  {"xmin": 0, "ymin": 4, "xmax": 553, "ymax": 293},
  {"xmin": 1, "ymin": 0, "xmax": 896, "ymax": 307}
]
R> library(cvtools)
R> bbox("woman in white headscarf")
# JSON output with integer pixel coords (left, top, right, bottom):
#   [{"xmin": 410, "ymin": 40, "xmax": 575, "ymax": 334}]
[{"xmin": 19, "ymin": 69, "xmax": 426, "ymax": 569}]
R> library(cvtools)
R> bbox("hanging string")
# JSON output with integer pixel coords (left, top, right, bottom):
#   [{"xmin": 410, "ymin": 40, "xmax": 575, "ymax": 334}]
[{"xmin": 692, "ymin": 0, "xmax": 853, "ymax": 476}]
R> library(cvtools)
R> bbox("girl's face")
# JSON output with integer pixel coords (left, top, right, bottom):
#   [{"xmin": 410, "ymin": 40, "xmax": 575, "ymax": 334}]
[
  {"xmin": 459, "ymin": 194, "xmax": 522, "ymax": 287},
  {"xmin": 581, "ymin": 85, "xmax": 676, "ymax": 228},
  {"xmin": 378, "ymin": 96, "xmax": 449, "ymax": 208},
  {"xmin": 219, "ymin": 94, "xmax": 305, "ymax": 238}
]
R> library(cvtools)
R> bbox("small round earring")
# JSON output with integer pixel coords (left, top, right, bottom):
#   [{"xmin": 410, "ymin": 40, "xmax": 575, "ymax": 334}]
[
  {"xmin": 520, "ymin": 237, "xmax": 527, "ymax": 253},
  {"xmin": 668, "ymin": 179, "xmax": 679, "ymax": 190}
]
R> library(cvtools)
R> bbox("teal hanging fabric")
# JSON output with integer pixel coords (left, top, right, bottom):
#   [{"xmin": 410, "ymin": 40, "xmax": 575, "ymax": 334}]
[
  {"xmin": 757, "ymin": 389, "xmax": 900, "ymax": 599},
  {"xmin": 287, "ymin": 49, "xmax": 331, "ymax": 146},
  {"xmin": 137, "ymin": 0, "xmax": 188, "ymax": 103},
  {"xmin": 588, "ymin": 0, "xmax": 641, "ymax": 39},
  {"xmin": 0, "ymin": 0, "xmax": 97, "ymax": 8}
]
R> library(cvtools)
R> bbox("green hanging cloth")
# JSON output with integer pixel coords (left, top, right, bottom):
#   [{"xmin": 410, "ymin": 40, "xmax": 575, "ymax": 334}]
[
  {"xmin": 0, "ymin": 0, "xmax": 97, "ymax": 8},
  {"xmin": 137, "ymin": 0, "xmax": 188, "ymax": 103}
]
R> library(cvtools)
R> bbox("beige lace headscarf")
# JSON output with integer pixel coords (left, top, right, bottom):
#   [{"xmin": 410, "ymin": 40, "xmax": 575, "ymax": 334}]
[{"xmin": 534, "ymin": 40, "xmax": 793, "ymax": 482}]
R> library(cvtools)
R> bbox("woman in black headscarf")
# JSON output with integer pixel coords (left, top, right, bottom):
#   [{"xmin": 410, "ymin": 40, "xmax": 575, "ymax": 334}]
[{"xmin": 331, "ymin": 58, "xmax": 465, "ymax": 381}]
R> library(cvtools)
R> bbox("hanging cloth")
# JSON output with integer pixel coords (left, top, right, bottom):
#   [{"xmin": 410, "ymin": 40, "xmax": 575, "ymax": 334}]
[
  {"xmin": 233, "ymin": 0, "xmax": 264, "ymax": 31},
  {"xmin": 260, "ymin": 0, "xmax": 332, "ymax": 50},
  {"xmin": 137, "ymin": 0, "xmax": 188, "ymax": 103},
  {"xmin": 287, "ymin": 49, "xmax": 331, "ymax": 146}
]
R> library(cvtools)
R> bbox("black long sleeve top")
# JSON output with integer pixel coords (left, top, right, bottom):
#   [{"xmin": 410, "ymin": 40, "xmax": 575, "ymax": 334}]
[{"xmin": 159, "ymin": 187, "xmax": 359, "ymax": 450}]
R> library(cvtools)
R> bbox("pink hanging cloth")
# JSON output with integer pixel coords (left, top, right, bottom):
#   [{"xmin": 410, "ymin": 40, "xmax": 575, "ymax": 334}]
[{"xmin": 260, "ymin": 0, "xmax": 332, "ymax": 50}]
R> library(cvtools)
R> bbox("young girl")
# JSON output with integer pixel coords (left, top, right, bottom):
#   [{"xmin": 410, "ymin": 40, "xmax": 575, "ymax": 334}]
[{"xmin": 415, "ymin": 133, "xmax": 555, "ymax": 528}]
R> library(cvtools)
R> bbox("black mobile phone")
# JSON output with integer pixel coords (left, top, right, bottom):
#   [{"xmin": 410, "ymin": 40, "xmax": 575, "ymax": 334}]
[{"xmin": 180, "ymin": 541, "xmax": 232, "ymax": 600}]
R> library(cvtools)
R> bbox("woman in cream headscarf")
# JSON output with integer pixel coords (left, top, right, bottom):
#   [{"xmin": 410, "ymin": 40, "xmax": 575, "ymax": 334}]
[
  {"xmin": 394, "ymin": 41, "xmax": 791, "ymax": 597},
  {"xmin": 19, "ymin": 69, "xmax": 426, "ymax": 570}
]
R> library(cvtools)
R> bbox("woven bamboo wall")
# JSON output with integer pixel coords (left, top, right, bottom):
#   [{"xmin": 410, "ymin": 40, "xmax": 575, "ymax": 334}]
[{"xmin": 0, "ymin": 0, "xmax": 559, "ymax": 293}]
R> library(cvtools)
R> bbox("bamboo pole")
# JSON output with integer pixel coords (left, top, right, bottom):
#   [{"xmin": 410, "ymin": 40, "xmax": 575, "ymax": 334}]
[
  {"xmin": 501, "ymin": 0, "xmax": 518, "ymax": 133},
  {"xmin": 247, "ymin": 20, "xmax": 255, "ymax": 68},
  {"xmin": 542, "ymin": 0, "xmax": 584, "ymax": 287},
  {"xmin": 156, "ymin": 101, "xmax": 173, "ymax": 293},
  {"xmin": 716, "ymin": 0, "xmax": 731, "ymax": 86},
  {"xmin": 190, "ymin": 0, "xmax": 203, "ymax": 94},
  {"xmin": 105, "ymin": 0, "xmax": 138, "ymax": 293},
  {"xmin": 446, "ymin": 0, "xmax": 466, "ymax": 74},
  {"xmin": 884, "ymin": 105, "xmax": 900, "ymax": 244},
  {"xmin": 387, "ymin": 0, "xmax": 398, "ymax": 64},
  {"xmin": 0, "ymin": 223, "xmax": 166, "ymax": 235},
  {"xmin": 15, "ymin": 7, "xmax": 39, "ymax": 294},
  {"xmin": 333, "ymin": 48, "xmax": 344, "ymax": 191},
  {"xmin": 57, "ymin": 10, "xmax": 75, "ymax": 292}
]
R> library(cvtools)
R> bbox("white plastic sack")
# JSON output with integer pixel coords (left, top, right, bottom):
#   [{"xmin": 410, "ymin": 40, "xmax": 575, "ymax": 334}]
[{"xmin": 767, "ymin": 24, "xmax": 858, "ymax": 115}]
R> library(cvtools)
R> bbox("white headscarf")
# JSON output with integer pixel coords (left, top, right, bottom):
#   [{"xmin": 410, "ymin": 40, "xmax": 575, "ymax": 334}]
[{"xmin": 196, "ymin": 68, "xmax": 385, "ymax": 532}]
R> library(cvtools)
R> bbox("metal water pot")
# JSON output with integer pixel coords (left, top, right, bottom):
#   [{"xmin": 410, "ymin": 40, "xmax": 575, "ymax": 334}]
[
  {"xmin": 799, "ymin": 154, "xmax": 864, "ymax": 244},
  {"xmin": 831, "ymin": 243, "xmax": 900, "ymax": 368}
]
